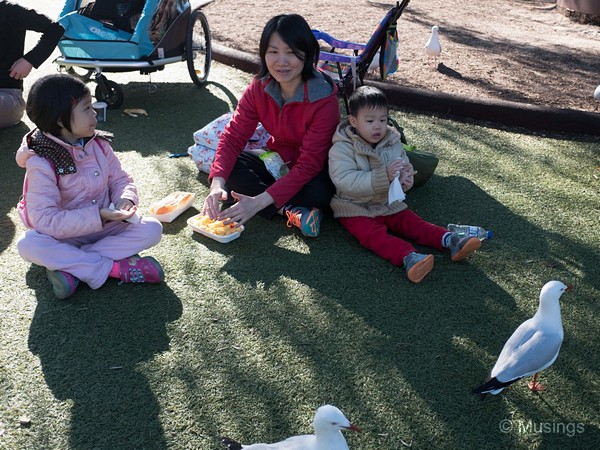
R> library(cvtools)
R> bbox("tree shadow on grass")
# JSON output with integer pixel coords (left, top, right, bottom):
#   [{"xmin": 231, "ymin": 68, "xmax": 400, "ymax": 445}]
[
  {"xmin": 197, "ymin": 175, "xmax": 599, "ymax": 448},
  {"xmin": 26, "ymin": 266, "xmax": 182, "ymax": 449}
]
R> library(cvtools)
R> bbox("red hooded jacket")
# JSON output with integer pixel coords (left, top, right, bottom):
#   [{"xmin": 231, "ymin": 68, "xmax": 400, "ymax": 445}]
[{"xmin": 209, "ymin": 70, "xmax": 340, "ymax": 208}]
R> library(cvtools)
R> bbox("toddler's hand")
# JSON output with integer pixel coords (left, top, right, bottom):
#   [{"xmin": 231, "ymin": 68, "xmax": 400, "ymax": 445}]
[
  {"xmin": 386, "ymin": 160, "xmax": 406, "ymax": 181},
  {"xmin": 399, "ymin": 163, "xmax": 417, "ymax": 191}
]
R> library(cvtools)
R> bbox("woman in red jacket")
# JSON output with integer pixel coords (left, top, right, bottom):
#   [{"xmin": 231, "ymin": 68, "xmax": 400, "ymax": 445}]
[{"xmin": 202, "ymin": 14, "xmax": 340, "ymax": 237}]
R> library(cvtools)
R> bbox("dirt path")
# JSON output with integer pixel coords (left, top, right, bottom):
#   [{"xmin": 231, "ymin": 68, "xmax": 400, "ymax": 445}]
[{"xmin": 203, "ymin": 0, "xmax": 600, "ymax": 113}]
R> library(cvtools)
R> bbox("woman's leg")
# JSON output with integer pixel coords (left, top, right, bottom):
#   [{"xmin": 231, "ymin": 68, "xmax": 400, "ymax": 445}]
[
  {"xmin": 224, "ymin": 152, "xmax": 279, "ymax": 218},
  {"xmin": 286, "ymin": 167, "xmax": 335, "ymax": 211},
  {"xmin": 0, "ymin": 88, "xmax": 26, "ymax": 129}
]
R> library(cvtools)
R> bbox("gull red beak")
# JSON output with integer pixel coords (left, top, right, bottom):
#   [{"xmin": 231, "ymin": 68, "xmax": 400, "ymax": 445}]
[
  {"xmin": 346, "ymin": 423, "xmax": 361, "ymax": 432},
  {"xmin": 566, "ymin": 284, "xmax": 573, "ymax": 291}
]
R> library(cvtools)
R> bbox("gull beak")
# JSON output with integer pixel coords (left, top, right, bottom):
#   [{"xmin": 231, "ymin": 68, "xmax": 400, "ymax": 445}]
[
  {"xmin": 566, "ymin": 284, "xmax": 573, "ymax": 291},
  {"xmin": 346, "ymin": 423, "xmax": 361, "ymax": 433}
]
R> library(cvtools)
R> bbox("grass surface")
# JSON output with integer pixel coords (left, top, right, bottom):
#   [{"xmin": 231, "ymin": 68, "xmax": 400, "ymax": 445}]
[{"xmin": 1, "ymin": 57, "xmax": 599, "ymax": 449}]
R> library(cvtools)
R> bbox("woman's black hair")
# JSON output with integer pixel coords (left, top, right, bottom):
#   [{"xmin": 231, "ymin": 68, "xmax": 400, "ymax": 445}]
[
  {"xmin": 26, "ymin": 74, "xmax": 90, "ymax": 136},
  {"xmin": 348, "ymin": 86, "xmax": 389, "ymax": 116},
  {"xmin": 256, "ymin": 14, "xmax": 320, "ymax": 81}
]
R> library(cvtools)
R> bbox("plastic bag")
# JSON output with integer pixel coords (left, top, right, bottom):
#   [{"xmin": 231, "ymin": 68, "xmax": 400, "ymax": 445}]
[{"xmin": 259, "ymin": 151, "xmax": 289, "ymax": 180}]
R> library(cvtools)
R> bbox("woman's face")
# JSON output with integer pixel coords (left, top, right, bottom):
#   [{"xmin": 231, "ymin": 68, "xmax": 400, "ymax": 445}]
[{"xmin": 265, "ymin": 32, "xmax": 304, "ymax": 94}]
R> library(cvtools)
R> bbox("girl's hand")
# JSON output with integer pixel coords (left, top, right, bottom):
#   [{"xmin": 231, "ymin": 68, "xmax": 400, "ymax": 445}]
[
  {"xmin": 202, "ymin": 177, "xmax": 228, "ymax": 220},
  {"xmin": 114, "ymin": 198, "xmax": 135, "ymax": 211},
  {"xmin": 100, "ymin": 205, "xmax": 138, "ymax": 222},
  {"xmin": 218, "ymin": 191, "xmax": 273, "ymax": 226}
]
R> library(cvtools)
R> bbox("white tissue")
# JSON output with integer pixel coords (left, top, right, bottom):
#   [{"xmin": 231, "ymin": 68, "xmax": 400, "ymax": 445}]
[{"xmin": 388, "ymin": 175, "xmax": 405, "ymax": 205}]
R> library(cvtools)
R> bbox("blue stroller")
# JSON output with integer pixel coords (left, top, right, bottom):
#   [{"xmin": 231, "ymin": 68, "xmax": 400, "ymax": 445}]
[{"xmin": 55, "ymin": 0, "xmax": 213, "ymax": 109}]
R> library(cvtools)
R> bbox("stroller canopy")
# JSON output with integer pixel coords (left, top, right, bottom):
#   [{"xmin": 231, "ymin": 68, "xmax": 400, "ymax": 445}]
[{"xmin": 58, "ymin": 0, "xmax": 189, "ymax": 60}]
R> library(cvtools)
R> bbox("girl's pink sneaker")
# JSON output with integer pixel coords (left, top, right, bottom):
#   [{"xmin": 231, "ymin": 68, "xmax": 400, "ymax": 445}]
[{"xmin": 117, "ymin": 255, "xmax": 164, "ymax": 284}]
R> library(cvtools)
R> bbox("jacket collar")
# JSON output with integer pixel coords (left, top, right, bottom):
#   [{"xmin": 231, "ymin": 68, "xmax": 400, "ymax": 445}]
[
  {"xmin": 26, "ymin": 129, "xmax": 114, "ymax": 176},
  {"xmin": 263, "ymin": 69, "xmax": 336, "ymax": 106}
]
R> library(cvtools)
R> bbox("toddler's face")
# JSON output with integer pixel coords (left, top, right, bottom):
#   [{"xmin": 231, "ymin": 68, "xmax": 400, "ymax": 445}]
[{"xmin": 349, "ymin": 106, "xmax": 388, "ymax": 145}]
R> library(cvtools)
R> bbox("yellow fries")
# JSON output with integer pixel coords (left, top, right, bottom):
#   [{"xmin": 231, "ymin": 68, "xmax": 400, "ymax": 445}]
[{"xmin": 190, "ymin": 215, "xmax": 241, "ymax": 236}]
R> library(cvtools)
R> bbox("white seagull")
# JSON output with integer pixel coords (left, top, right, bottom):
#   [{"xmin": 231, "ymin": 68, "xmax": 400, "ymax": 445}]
[
  {"xmin": 472, "ymin": 280, "xmax": 572, "ymax": 396},
  {"xmin": 221, "ymin": 404, "xmax": 360, "ymax": 450},
  {"xmin": 594, "ymin": 85, "xmax": 600, "ymax": 101},
  {"xmin": 424, "ymin": 26, "xmax": 442, "ymax": 60}
]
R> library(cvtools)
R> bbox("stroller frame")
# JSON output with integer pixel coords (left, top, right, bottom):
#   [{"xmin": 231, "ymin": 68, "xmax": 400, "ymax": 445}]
[
  {"xmin": 312, "ymin": 0, "xmax": 411, "ymax": 112},
  {"xmin": 54, "ymin": 0, "xmax": 214, "ymax": 109}
]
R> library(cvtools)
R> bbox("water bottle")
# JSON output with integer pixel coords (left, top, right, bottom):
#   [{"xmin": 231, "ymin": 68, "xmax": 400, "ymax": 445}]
[{"xmin": 447, "ymin": 223, "xmax": 492, "ymax": 240}]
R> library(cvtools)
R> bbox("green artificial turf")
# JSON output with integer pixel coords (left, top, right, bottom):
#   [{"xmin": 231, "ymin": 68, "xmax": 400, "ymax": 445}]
[{"xmin": 1, "ymin": 59, "xmax": 599, "ymax": 449}]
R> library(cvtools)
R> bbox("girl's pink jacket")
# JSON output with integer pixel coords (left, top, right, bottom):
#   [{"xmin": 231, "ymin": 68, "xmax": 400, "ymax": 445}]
[{"xmin": 16, "ymin": 132, "xmax": 137, "ymax": 240}]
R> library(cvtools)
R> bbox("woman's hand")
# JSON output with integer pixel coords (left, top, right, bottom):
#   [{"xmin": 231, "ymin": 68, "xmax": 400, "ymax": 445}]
[
  {"xmin": 218, "ymin": 191, "xmax": 273, "ymax": 226},
  {"xmin": 202, "ymin": 177, "xmax": 228, "ymax": 220},
  {"xmin": 100, "ymin": 205, "xmax": 138, "ymax": 222},
  {"xmin": 9, "ymin": 58, "xmax": 33, "ymax": 80}
]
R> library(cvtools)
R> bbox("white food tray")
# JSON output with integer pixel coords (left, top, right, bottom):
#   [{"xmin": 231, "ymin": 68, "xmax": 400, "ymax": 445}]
[
  {"xmin": 148, "ymin": 192, "xmax": 196, "ymax": 223},
  {"xmin": 187, "ymin": 214, "xmax": 244, "ymax": 243}
]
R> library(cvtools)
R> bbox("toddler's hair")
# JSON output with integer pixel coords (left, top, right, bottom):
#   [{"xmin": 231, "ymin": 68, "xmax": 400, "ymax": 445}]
[
  {"xmin": 26, "ymin": 74, "xmax": 90, "ymax": 136},
  {"xmin": 348, "ymin": 86, "xmax": 389, "ymax": 116}
]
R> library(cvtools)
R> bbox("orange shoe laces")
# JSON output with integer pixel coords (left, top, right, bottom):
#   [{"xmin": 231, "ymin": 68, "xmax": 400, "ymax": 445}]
[{"xmin": 285, "ymin": 210, "xmax": 301, "ymax": 229}]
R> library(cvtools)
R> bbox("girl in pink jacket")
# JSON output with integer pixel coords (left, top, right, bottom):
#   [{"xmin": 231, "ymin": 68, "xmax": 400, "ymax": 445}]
[
  {"xmin": 15, "ymin": 74, "xmax": 164, "ymax": 299},
  {"xmin": 202, "ymin": 14, "xmax": 340, "ymax": 238}
]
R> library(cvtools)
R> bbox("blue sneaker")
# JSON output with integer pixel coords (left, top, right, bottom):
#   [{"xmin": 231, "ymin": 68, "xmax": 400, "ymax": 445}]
[
  {"xmin": 285, "ymin": 207, "xmax": 322, "ymax": 237},
  {"xmin": 448, "ymin": 234, "xmax": 481, "ymax": 261},
  {"xmin": 46, "ymin": 269, "xmax": 79, "ymax": 299},
  {"xmin": 403, "ymin": 252, "xmax": 434, "ymax": 283}
]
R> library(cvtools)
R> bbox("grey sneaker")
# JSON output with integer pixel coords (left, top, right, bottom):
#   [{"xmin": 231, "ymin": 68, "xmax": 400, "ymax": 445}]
[
  {"xmin": 403, "ymin": 252, "xmax": 434, "ymax": 283},
  {"xmin": 449, "ymin": 234, "xmax": 481, "ymax": 261},
  {"xmin": 46, "ymin": 269, "xmax": 79, "ymax": 299}
]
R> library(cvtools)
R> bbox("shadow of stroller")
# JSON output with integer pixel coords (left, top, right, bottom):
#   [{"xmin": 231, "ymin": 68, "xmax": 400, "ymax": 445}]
[{"xmin": 26, "ymin": 266, "xmax": 183, "ymax": 448}]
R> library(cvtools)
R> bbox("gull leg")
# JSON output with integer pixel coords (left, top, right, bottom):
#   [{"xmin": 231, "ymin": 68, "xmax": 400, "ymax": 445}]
[{"xmin": 527, "ymin": 372, "xmax": 545, "ymax": 392}]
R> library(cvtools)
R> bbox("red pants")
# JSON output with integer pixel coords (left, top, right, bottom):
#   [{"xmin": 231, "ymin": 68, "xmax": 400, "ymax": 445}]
[{"xmin": 339, "ymin": 209, "xmax": 448, "ymax": 267}]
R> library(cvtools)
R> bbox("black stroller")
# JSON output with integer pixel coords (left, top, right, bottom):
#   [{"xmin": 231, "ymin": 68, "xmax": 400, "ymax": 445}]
[
  {"xmin": 313, "ymin": 1, "xmax": 438, "ymax": 187},
  {"xmin": 54, "ymin": 0, "xmax": 213, "ymax": 109}
]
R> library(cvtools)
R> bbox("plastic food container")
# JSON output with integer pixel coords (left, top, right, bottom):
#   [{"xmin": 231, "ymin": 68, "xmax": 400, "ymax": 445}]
[
  {"xmin": 148, "ymin": 192, "xmax": 196, "ymax": 222},
  {"xmin": 187, "ymin": 213, "xmax": 244, "ymax": 243}
]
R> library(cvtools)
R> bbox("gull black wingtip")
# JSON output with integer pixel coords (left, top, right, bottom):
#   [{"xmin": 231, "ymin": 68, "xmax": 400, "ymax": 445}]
[{"xmin": 221, "ymin": 437, "xmax": 242, "ymax": 450}]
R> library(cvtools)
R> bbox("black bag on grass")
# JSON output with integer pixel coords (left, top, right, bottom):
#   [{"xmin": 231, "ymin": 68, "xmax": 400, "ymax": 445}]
[{"xmin": 388, "ymin": 117, "xmax": 439, "ymax": 187}]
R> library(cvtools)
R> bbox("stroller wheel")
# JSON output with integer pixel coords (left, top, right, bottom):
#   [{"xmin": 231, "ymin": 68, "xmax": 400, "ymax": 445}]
[
  {"xmin": 95, "ymin": 79, "xmax": 124, "ymax": 110},
  {"xmin": 186, "ymin": 9, "xmax": 211, "ymax": 86}
]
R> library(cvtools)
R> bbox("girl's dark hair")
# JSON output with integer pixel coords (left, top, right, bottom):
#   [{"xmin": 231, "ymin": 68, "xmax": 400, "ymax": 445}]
[
  {"xmin": 26, "ymin": 74, "xmax": 90, "ymax": 136},
  {"xmin": 348, "ymin": 86, "xmax": 389, "ymax": 116},
  {"xmin": 257, "ymin": 14, "xmax": 320, "ymax": 81}
]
